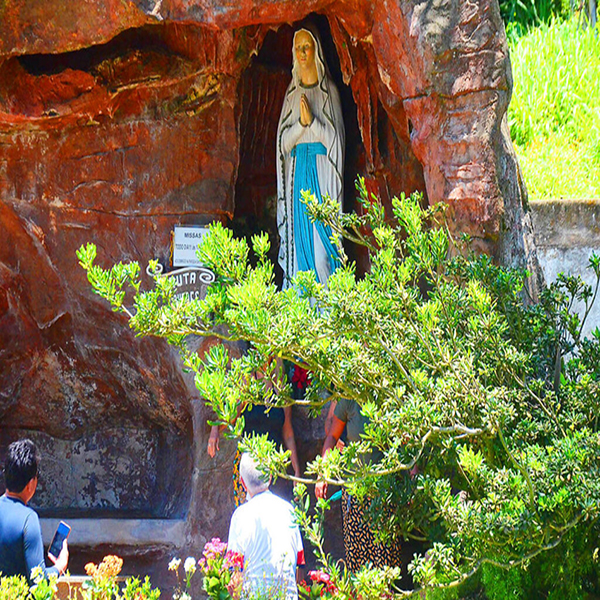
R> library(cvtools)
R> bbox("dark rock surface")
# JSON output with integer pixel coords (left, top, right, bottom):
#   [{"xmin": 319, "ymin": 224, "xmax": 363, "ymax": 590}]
[{"xmin": 0, "ymin": 0, "xmax": 542, "ymax": 583}]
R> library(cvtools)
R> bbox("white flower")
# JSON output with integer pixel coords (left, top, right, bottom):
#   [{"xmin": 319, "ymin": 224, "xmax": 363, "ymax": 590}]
[
  {"xmin": 184, "ymin": 556, "xmax": 197, "ymax": 573},
  {"xmin": 180, "ymin": 593, "xmax": 192, "ymax": 600},
  {"xmin": 168, "ymin": 557, "xmax": 182, "ymax": 571},
  {"xmin": 30, "ymin": 566, "xmax": 44, "ymax": 583}
]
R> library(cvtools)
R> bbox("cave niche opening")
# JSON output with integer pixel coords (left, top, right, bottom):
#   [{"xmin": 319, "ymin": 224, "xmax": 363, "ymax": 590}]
[
  {"xmin": 233, "ymin": 13, "xmax": 427, "ymax": 280},
  {"xmin": 0, "ymin": 420, "xmax": 193, "ymax": 520}
]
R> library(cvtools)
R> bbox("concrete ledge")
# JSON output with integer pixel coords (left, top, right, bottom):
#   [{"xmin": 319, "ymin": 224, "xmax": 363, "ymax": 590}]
[
  {"xmin": 41, "ymin": 518, "xmax": 187, "ymax": 548},
  {"xmin": 530, "ymin": 199, "xmax": 600, "ymax": 248},
  {"xmin": 531, "ymin": 198, "xmax": 600, "ymax": 339}
]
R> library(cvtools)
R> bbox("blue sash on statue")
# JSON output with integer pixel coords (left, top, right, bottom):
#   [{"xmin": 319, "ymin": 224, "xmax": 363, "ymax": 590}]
[{"xmin": 291, "ymin": 142, "xmax": 339, "ymax": 281}]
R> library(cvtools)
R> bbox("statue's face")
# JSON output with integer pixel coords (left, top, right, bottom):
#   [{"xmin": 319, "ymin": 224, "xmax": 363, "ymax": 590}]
[{"xmin": 295, "ymin": 30, "xmax": 315, "ymax": 69}]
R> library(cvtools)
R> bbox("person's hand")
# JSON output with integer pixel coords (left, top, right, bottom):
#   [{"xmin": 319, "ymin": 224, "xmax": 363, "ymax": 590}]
[
  {"xmin": 300, "ymin": 94, "xmax": 313, "ymax": 126},
  {"xmin": 50, "ymin": 540, "xmax": 69, "ymax": 575},
  {"xmin": 315, "ymin": 479, "xmax": 328, "ymax": 499},
  {"xmin": 207, "ymin": 428, "xmax": 220, "ymax": 458}
]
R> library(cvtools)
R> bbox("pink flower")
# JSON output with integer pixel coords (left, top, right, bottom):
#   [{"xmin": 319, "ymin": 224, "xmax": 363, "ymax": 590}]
[
  {"xmin": 308, "ymin": 570, "xmax": 338, "ymax": 595},
  {"xmin": 203, "ymin": 537, "xmax": 227, "ymax": 559},
  {"xmin": 308, "ymin": 570, "xmax": 330, "ymax": 584}
]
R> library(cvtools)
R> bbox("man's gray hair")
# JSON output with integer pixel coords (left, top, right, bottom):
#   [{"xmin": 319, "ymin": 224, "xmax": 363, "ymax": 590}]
[{"xmin": 239, "ymin": 453, "xmax": 270, "ymax": 496}]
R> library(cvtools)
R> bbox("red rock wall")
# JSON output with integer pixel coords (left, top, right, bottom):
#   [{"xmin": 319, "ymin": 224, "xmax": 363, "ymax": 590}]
[
  {"xmin": 0, "ymin": 25, "xmax": 237, "ymax": 438},
  {"xmin": 0, "ymin": 0, "xmax": 542, "ymax": 576}
]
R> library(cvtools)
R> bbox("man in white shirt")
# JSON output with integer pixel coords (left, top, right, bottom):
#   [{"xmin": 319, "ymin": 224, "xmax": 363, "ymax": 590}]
[{"xmin": 227, "ymin": 453, "xmax": 305, "ymax": 600}]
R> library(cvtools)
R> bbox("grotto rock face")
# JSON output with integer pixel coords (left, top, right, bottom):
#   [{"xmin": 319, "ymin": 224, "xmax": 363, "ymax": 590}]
[{"xmin": 0, "ymin": 0, "xmax": 541, "ymax": 574}]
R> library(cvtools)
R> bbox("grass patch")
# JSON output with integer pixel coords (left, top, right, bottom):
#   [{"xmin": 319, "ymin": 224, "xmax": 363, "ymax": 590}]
[{"xmin": 508, "ymin": 18, "xmax": 600, "ymax": 199}]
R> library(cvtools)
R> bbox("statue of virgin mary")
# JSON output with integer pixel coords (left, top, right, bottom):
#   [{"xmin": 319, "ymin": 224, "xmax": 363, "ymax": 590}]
[{"xmin": 276, "ymin": 26, "xmax": 345, "ymax": 288}]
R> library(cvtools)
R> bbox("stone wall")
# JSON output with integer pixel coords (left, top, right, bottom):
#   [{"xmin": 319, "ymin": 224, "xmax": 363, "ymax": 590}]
[
  {"xmin": 531, "ymin": 200, "xmax": 600, "ymax": 339},
  {"xmin": 0, "ymin": 427, "xmax": 191, "ymax": 517}
]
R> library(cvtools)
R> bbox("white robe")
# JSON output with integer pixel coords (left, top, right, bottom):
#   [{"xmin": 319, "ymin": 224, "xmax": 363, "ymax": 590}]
[{"xmin": 276, "ymin": 28, "xmax": 345, "ymax": 287}]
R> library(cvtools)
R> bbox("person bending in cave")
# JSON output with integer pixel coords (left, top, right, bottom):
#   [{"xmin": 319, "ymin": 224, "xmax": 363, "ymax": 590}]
[
  {"xmin": 0, "ymin": 439, "xmax": 69, "ymax": 582},
  {"xmin": 207, "ymin": 351, "xmax": 301, "ymax": 506},
  {"xmin": 276, "ymin": 25, "xmax": 345, "ymax": 288}
]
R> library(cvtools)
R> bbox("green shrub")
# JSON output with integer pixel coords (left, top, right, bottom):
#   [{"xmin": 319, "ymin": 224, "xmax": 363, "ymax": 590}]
[
  {"xmin": 528, "ymin": 525, "xmax": 600, "ymax": 599},
  {"xmin": 78, "ymin": 181, "xmax": 600, "ymax": 597},
  {"xmin": 0, "ymin": 574, "xmax": 30, "ymax": 600},
  {"xmin": 480, "ymin": 562, "xmax": 530, "ymax": 599},
  {"xmin": 480, "ymin": 523, "xmax": 600, "ymax": 599}
]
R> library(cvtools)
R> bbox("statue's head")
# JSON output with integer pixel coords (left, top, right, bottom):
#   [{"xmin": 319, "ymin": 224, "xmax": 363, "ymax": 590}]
[
  {"xmin": 294, "ymin": 29, "xmax": 316, "ymax": 71},
  {"xmin": 292, "ymin": 27, "xmax": 326, "ymax": 85}
]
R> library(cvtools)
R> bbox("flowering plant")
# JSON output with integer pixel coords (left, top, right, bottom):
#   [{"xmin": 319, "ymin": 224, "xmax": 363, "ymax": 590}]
[
  {"xmin": 298, "ymin": 570, "xmax": 338, "ymax": 600},
  {"xmin": 1, "ymin": 557, "xmax": 161, "ymax": 600},
  {"xmin": 169, "ymin": 555, "xmax": 197, "ymax": 600},
  {"xmin": 169, "ymin": 538, "xmax": 243, "ymax": 600},
  {"xmin": 82, "ymin": 555, "xmax": 123, "ymax": 599},
  {"xmin": 80, "ymin": 555, "xmax": 161, "ymax": 600},
  {"xmin": 199, "ymin": 538, "xmax": 244, "ymax": 600}
]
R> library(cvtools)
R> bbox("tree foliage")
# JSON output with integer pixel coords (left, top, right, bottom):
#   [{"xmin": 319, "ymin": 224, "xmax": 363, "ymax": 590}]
[
  {"xmin": 500, "ymin": 0, "xmax": 570, "ymax": 30},
  {"xmin": 77, "ymin": 179, "xmax": 600, "ymax": 597}
]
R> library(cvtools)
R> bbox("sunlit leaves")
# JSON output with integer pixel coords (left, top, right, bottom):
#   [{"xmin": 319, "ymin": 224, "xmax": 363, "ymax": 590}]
[{"xmin": 77, "ymin": 180, "xmax": 600, "ymax": 596}]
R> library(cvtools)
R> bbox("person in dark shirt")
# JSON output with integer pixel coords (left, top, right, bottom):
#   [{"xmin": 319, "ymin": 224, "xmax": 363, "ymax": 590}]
[{"xmin": 0, "ymin": 439, "xmax": 69, "ymax": 582}]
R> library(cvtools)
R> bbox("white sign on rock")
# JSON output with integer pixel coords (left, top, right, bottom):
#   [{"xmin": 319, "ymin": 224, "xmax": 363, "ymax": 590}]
[
  {"xmin": 173, "ymin": 226, "xmax": 209, "ymax": 267},
  {"xmin": 168, "ymin": 266, "xmax": 216, "ymax": 302}
]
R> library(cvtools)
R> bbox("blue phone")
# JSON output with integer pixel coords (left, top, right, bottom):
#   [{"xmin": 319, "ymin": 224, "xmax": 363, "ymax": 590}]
[{"xmin": 48, "ymin": 521, "xmax": 70, "ymax": 559}]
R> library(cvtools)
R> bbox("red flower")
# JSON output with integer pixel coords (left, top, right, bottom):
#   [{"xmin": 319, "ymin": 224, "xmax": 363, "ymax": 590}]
[
  {"xmin": 292, "ymin": 366, "xmax": 310, "ymax": 390},
  {"xmin": 308, "ymin": 570, "xmax": 339, "ymax": 595},
  {"xmin": 324, "ymin": 581, "xmax": 338, "ymax": 595},
  {"xmin": 225, "ymin": 550, "xmax": 244, "ymax": 570}
]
